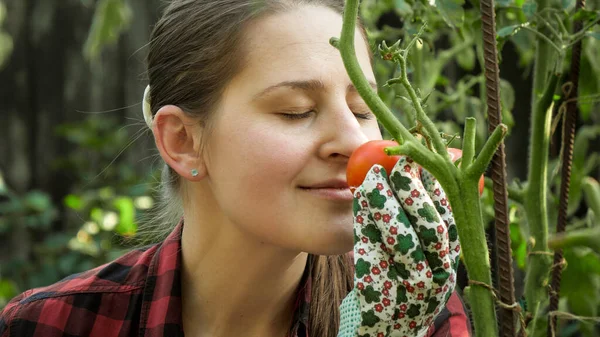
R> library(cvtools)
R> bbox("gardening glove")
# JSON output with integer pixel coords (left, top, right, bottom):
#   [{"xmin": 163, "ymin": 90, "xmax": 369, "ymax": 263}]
[{"xmin": 338, "ymin": 156, "xmax": 461, "ymax": 337}]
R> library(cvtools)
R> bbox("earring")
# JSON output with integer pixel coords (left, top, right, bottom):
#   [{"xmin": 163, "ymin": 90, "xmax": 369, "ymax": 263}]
[{"xmin": 191, "ymin": 169, "xmax": 199, "ymax": 177}]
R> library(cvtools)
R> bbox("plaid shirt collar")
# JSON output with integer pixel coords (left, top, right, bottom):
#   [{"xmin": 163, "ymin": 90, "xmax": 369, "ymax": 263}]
[
  {"xmin": 0, "ymin": 220, "xmax": 310, "ymax": 337},
  {"xmin": 140, "ymin": 220, "xmax": 311, "ymax": 337}
]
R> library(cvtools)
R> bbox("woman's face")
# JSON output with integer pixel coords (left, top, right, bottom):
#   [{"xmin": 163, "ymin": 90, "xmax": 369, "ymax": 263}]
[{"xmin": 201, "ymin": 5, "xmax": 382, "ymax": 255}]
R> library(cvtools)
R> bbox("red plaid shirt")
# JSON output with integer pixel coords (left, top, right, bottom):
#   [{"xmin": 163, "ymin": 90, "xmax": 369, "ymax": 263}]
[{"xmin": 0, "ymin": 221, "xmax": 471, "ymax": 337}]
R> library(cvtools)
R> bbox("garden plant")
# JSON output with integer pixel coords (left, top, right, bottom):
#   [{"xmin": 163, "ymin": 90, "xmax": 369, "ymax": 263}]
[{"xmin": 332, "ymin": 0, "xmax": 600, "ymax": 336}]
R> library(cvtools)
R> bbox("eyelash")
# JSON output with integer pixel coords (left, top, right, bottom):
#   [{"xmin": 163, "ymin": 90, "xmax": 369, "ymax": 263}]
[{"xmin": 280, "ymin": 111, "xmax": 373, "ymax": 120}]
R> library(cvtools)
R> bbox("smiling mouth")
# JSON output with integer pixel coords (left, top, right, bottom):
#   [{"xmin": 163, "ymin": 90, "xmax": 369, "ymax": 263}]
[{"xmin": 299, "ymin": 187, "xmax": 354, "ymax": 201}]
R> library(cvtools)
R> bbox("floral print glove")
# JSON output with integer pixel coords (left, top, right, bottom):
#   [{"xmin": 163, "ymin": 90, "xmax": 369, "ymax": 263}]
[{"xmin": 338, "ymin": 156, "xmax": 461, "ymax": 337}]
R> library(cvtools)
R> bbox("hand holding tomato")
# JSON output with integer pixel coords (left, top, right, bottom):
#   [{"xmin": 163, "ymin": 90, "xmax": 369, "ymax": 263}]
[{"xmin": 338, "ymin": 154, "xmax": 460, "ymax": 337}]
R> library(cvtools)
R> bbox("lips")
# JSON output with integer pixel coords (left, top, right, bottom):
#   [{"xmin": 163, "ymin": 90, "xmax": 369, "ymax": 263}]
[
  {"xmin": 302, "ymin": 179, "xmax": 349, "ymax": 189},
  {"xmin": 299, "ymin": 179, "xmax": 353, "ymax": 201}
]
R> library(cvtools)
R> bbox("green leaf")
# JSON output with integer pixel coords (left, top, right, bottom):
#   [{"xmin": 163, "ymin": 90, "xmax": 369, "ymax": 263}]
[
  {"xmin": 522, "ymin": 1, "xmax": 537, "ymax": 20},
  {"xmin": 500, "ymin": 79, "xmax": 516, "ymax": 129},
  {"xmin": 0, "ymin": 32, "xmax": 13, "ymax": 70},
  {"xmin": 114, "ymin": 197, "xmax": 136, "ymax": 236},
  {"xmin": 496, "ymin": 0, "xmax": 513, "ymax": 7},
  {"xmin": 561, "ymin": 0, "xmax": 574, "ymax": 10},
  {"xmin": 394, "ymin": 0, "xmax": 414, "ymax": 17},
  {"xmin": 569, "ymin": 126, "xmax": 600, "ymax": 214},
  {"xmin": 587, "ymin": 32, "xmax": 600, "ymax": 40},
  {"xmin": 90, "ymin": 207, "xmax": 104, "ymax": 225},
  {"xmin": 580, "ymin": 40, "xmax": 600, "ymax": 121},
  {"xmin": 510, "ymin": 222, "xmax": 527, "ymax": 269},
  {"xmin": 435, "ymin": 0, "xmax": 465, "ymax": 28},
  {"xmin": 83, "ymin": 0, "xmax": 132, "ymax": 61},
  {"xmin": 24, "ymin": 191, "xmax": 52, "ymax": 212},
  {"xmin": 497, "ymin": 25, "xmax": 522, "ymax": 38},
  {"xmin": 0, "ymin": 279, "xmax": 18, "ymax": 307},
  {"xmin": 562, "ymin": 248, "xmax": 600, "ymax": 318},
  {"xmin": 58, "ymin": 253, "xmax": 80, "ymax": 274},
  {"xmin": 64, "ymin": 194, "xmax": 84, "ymax": 210},
  {"xmin": 582, "ymin": 177, "xmax": 600, "ymax": 219},
  {"xmin": 572, "ymin": 9, "xmax": 598, "ymax": 22}
]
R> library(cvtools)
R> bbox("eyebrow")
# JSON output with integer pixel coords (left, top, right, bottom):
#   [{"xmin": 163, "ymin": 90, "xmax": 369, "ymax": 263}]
[{"xmin": 252, "ymin": 79, "xmax": 378, "ymax": 101}]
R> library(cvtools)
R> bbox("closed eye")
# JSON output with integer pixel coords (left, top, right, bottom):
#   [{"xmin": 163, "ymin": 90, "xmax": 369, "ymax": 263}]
[
  {"xmin": 279, "ymin": 111, "xmax": 314, "ymax": 120},
  {"xmin": 278, "ymin": 110, "xmax": 374, "ymax": 120},
  {"xmin": 354, "ymin": 112, "xmax": 374, "ymax": 120}
]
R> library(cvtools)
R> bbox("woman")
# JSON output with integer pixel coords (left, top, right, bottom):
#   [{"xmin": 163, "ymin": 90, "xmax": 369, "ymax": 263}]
[{"xmin": 0, "ymin": 1, "xmax": 471, "ymax": 336}]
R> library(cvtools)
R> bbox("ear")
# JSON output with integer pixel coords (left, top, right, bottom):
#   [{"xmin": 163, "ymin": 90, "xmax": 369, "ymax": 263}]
[{"xmin": 152, "ymin": 105, "xmax": 207, "ymax": 181}]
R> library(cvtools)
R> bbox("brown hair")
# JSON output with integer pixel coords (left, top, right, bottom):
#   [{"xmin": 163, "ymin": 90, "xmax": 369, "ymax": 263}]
[{"xmin": 145, "ymin": 1, "xmax": 368, "ymax": 335}]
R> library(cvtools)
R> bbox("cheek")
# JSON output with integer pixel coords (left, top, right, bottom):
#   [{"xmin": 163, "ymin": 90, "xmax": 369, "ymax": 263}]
[{"xmin": 206, "ymin": 118, "xmax": 310, "ymax": 225}]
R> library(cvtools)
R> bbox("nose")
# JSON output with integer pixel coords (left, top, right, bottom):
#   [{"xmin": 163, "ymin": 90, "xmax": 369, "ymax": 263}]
[{"xmin": 317, "ymin": 106, "xmax": 370, "ymax": 161}]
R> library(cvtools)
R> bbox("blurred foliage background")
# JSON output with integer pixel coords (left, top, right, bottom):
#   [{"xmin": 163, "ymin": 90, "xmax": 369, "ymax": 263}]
[{"xmin": 0, "ymin": 0, "xmax": 599, "ymax": 334}]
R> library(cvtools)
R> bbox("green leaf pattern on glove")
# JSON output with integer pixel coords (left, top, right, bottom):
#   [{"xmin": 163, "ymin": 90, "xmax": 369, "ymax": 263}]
[{"xmin": 338, "ymin": 157, "xmax": 461, "ymax": 337}]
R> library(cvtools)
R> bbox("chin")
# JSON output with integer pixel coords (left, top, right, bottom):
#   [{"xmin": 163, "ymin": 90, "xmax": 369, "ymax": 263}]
[{"xmin": 305, "ymin": 226, "xmax": 354, "ymax": 255}]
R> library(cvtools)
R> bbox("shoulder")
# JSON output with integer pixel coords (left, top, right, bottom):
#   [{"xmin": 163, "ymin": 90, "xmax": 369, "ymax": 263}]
[{"xmin": 0, "ymin": 244, "xmax": 159, "ymax": 337}]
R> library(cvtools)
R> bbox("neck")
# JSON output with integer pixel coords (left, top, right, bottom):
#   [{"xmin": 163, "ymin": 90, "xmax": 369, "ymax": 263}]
[{"xmin": 180, "ymin": 218, "xmax": 309, "ymax": 337}]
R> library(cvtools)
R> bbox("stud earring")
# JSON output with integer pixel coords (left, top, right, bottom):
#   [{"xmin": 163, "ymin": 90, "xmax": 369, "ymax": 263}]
[{"xmin": 191, "ymin": 169, "xmax": 199, "ymax": 177}]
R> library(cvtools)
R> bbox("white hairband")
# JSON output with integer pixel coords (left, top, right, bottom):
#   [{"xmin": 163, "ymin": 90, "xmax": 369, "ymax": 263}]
[{"xmin": 142, "ymin": 85, "xmax": 153, "ymax": 128}]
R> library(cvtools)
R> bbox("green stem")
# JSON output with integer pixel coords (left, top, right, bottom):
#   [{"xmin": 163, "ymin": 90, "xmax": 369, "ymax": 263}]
[
  {"xmin": 447, "ymin": 181, "xmax": 499, "ymax": 337},
  {"xmin": 521, "ymin": 25, "xmax": 563, "ymax": 55},
  {"xmin": 468, "ymin": 125, "xmax": 508, "ymax": 178},
  {"xmin": 582, "ymin": 177, "xmax": 600, "ymax": 217},
  {"xmin": 548, "ymin": 226, "xmax": 600, "ymax": 255},
  {"xmin": 530, "ymin": 0, "xmax": 554, "ymax": 111},
  {"xmin": 565, "ymin": 17, "xmax": 600, "ymax": 49},
  {"xmin": 554, "ymin": 13, "xmax": 570, "ymax": 37},
  {"xmin": 398, "ymin": 52, "xmax": 449, "ymax": 160},
  {"xmin": 523, "ymin": 71, "xmax": 560, "ymax": 333},
  {"xmin": 332, "ymin": 3, "xmax": 411, "ymax": 144},
  {"xmin": 533, "ymin": 12, "xmax": 561, "ymax": 40},
  {"xmin": 523, "ymin": 0, "xmax": 556, "ymax": 330}
]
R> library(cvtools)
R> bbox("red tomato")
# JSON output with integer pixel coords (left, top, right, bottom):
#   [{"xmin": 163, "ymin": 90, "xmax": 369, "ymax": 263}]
[{"xmin": 347, "ymin": 140, "xmax": 401, "ymax": 190}]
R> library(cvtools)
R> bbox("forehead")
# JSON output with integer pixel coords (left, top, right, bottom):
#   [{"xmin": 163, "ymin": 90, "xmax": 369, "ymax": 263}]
[{"xmin": 232, "ymin": 5, "xmax": 374, "ymax": 91}]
